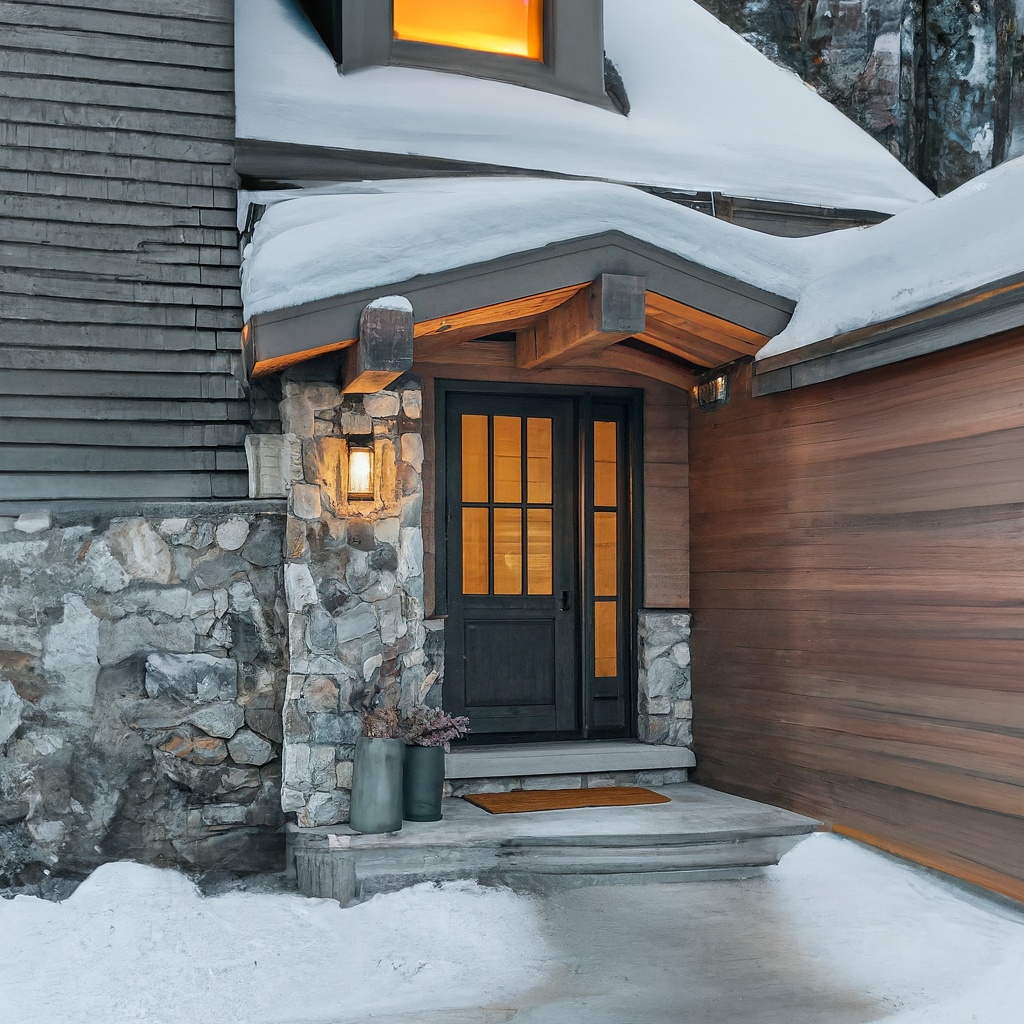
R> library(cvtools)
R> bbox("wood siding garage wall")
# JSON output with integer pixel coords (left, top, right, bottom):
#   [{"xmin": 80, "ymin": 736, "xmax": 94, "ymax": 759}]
[
  {"xmin": 689, "ymin": 333, "xmax": 1024, "ymax": 900},
  {"xmin": 0, "ymin": 0, "xmax": 264, "ymax": 510}
]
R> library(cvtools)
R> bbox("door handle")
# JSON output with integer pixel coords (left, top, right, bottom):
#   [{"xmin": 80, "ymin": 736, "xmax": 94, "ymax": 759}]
[{"xmin": 560, "ymin": 590, "xmax": 572, "ymax": 612}]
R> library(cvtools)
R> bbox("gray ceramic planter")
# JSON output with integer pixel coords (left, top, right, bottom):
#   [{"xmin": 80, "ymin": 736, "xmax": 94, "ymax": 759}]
[
  {"xmin": 349, "ymin": 736, "xmax": 404, "ymax": 834},
  {"xmin": 403, "ymin": 744, "xmax": 445, "ymax": 821}
]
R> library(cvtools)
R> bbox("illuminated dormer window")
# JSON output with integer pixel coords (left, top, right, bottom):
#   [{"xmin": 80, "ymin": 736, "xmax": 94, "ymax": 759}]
[
  {"xmin": 299, "ymin": 0, "xmax": 617, "ymax": 111},
  {"xmin": 393, "ymin": 0, "xmax": 545, "ymax": 61}
]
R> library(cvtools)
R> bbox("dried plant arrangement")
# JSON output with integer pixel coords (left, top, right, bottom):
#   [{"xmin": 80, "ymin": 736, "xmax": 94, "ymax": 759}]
[
  {"xmin": 400, "ymin": 707, "xmax": 471, "ymax": 751},
  {"xmin": 360, "ymin": 706, "xmax": 401, "ymax": 740}
]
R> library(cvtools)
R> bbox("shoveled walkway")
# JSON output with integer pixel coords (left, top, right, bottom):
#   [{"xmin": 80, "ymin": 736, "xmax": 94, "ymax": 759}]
[{"xmin": 288, "ymin": 784, "xmax": 818, "ymax": 903}]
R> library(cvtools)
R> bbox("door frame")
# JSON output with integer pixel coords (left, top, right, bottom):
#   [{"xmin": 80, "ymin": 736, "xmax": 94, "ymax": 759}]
[{"xmin": 433, "ymin": 378, "xmax": 645, "ymax": 740}]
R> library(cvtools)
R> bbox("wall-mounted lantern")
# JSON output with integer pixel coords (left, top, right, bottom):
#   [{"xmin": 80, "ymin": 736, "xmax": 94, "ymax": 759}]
[
  {"xmin": 694, "ymin": 371, "xmax": 729, "ymax": 410},
  {"xmin": 347, "ymin": 438, "xmax": 375, "ymax": 500}
]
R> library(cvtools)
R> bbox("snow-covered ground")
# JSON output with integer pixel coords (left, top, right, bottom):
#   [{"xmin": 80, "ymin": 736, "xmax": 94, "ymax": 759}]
[{"xmin": 2, "ymin": 834, "xmax": 1023, "ymax": 1023}]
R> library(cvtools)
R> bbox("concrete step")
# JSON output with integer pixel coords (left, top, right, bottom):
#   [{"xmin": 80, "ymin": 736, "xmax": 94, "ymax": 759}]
[
  {"xmin": 288, "ymin": 784, "xmax": 819, "ymax": 904},
  {"xmin": 445, "ymin": 740, "xmax": 696, "ymax": 780}
]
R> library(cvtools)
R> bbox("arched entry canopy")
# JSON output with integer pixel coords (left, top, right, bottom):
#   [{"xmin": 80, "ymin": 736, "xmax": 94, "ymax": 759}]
[{"xmin": 239, "ymin": 178, "xmax": 807, "ymax": 387}]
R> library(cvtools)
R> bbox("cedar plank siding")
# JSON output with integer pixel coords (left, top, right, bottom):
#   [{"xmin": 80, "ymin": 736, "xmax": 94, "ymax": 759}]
[
  {"xmin": 414, "ymin": 349, "xmax": 690, "ymax": 616},
  {"xmin": 0, "ymin": 0, "xmax": 267, "ymax": 510},
  {"xmin": 689, "ymin": 333, "xmax": 1024, "ymax": 900}
]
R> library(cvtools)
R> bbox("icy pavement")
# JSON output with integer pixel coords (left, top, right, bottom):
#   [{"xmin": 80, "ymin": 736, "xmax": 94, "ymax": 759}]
[{"xmin": 2, "ymin": 833, "xmax": 1023, "ymax": 1023}]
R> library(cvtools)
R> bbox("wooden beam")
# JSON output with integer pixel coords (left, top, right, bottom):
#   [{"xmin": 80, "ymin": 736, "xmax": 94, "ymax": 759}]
[
  {"xmin": 573, "ymin": 345, "xmax": 696, "ymax": 390},
  {"xmin": 516, "ymin": 274, "xmax": 646, "ymax": 369},
  {"xmin": 342, "ymin": 298, "xmax": 414, "ymax": 393}
]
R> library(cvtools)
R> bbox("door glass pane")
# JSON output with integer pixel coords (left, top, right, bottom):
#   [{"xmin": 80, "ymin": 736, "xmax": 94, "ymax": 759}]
[
  {"xmin": 527, "ymin": 509, "xmax": 553, "ymax": 595},
  {"xmin": 462, "ymin": 414, "xmax": 489, "ymax": 503},
  {"xmin": 527, "ymin": 417, "xmax": 552, "ymax": 504},
  {"xmin": 493, "ymin": 508, "xmax": 523, "ymax": 595},
  {"xmin": 594, "ymin": 421, "xmax": 617, "ymax": 507},
  {"xmin": 393, "ymin": 0, "xmax": 544, "ymax": 60},
  {"xmin": 493, "ymin": 416, "xmax": 522, "ymax": 504},
  {"xmin": 594, "ymin": 601, "xmax": 617, "ymax": 677},
  {"xmin": 594, "ymin": 512, "xmax": 617, "ymax": 597},
  {"xmin": 462, "ymin": 507, "xmax": 489, "ymax": 594}
]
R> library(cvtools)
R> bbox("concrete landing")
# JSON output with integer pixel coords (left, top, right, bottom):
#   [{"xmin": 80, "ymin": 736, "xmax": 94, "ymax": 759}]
[{"xmin": 288, "ymin": 784, "xmax": 818, "ymax": 904}]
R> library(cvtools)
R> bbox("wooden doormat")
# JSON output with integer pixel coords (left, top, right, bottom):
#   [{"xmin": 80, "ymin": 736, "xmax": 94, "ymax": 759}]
[{"xmin": 462, "ymin": 786, "xmax": 671, "ymax": 814}]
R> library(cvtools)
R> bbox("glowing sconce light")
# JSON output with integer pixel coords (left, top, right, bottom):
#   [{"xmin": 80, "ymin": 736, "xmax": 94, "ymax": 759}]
[
  {"xmin": 347, "ymin": 440, "xmax": 375, "ymax": 501},
  {"xmin": 694, "ymin": 371, "xmax": 729, "ymax": 410}
]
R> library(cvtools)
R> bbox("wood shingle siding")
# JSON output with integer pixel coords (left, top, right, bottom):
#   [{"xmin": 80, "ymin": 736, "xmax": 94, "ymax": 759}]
[
  {"xmin": 0, "ymin": 0, "xmax": 260, "ymax": 511},
  {"xmin": 689, "ymin": 333, "xmax": 1024, "ymax": 901}
]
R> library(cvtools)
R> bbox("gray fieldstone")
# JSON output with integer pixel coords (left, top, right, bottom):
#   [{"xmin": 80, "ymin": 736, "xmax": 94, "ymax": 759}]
[
  {"xmin": 201, "ymin": 803, "xmax": 247, "ymax": 826},
  {"xmin": 374, "ymin": 517, "xmax": 400, "ymax": 546},
  {"xmin": 157, "ymin": 518, "xmax": 189, "ymax": 537},
  {"xmin": 283, "ymin": 742, "xmax": 312, "ymax": 789},
  {"xmin": 301, "ymin": 676, "xmax": 339, "ymax": 713},
  {"xmin": 14, "ymin": 511, "xmax": 51, "ymax": 534},
  {"xmin": 309, "ymin": 744, "xmax": 337, "ymax": 788},
  {"xmin": 644, "ymin": 658, "xmax": 685, "ymax": 700},
  {"xmin": 305, "ymin": 607, "xmax": 337, "ymax": 655},
  {"xmin": 285, "ymin": 562, "xmax": 319, "ymax": 613},
  {"xmin": 245, "ymin": 708, "xmax": 284, "ymax": 744},
  {"xmin": 41, "ymin": 595, "xmax": 100, "ymax": 710},
  {"xmin": 145, "ymin": 653, "xmax": 238, "ymax": 702},
  {"xmin": 335, "ymin": 603, "xmax": 377, "ymax": 644},
  {"xmin": 0, "ymin": 517, "xmax": 15, "ymax": 533},
  {"xmin": 98, "ymin": 616, "xmax": 195, "ymax": 667},
  {"xmin": 669, "ymin": 642, "xmax": 692, "ymax": 670},
  {"xmin": 402, "ymin": 389, "xmax": 422, "ymax": 419},
  {"xmin": 241, "ymin": 521, "xmax": 283, "ymax": 567},
  {"xmin": 188, "ymin": 702, "xmax": 245, "ymax": 739},
  {"xmin": 105, "ymin": 519, "xmax": 173, "ymax": 584},
  {"xmin": 281, "ymin": 786, "xmax": 307, "ymax": 812},
  {"xmin": 335, "ymin": 760, "xmax": 353, "ymax": 790},
  {"xmin": 82, "ymin": 538, "xmax": 131, "ymax": 593},
  {"xmin": 0, "ymin": 679, "xmax": 25, "ymax": 746},
  {"xmin": 400, "ymin": 433, "xmax": 424, "ymax": 472},
  {"xmin": 191, "ymin": 552, "xmax": 247, "ymax": 590},
  {"xmin": 280, "ymin": 395, "xmax": 315, "ymax": 437},
  {"xmin": 363, "ymin": 391, "xmax": 400, "ymax": 418},
  {"xmin": 291, "ymin": 484, "xmax": 322, "ymax": 521},
  {"xmin": 398, "ymin": 527, "xmax": 423, "ymax": 582},
  {"xmin": 341, "ymin": 411, "xmax": 372, "ymax": 435},
  {"xmin": 216, "ymin": 518, "xmax": 250, "ymax": 551},
  {"xmin": 227, "ymin": 729, "xmax": 275, "ymax": 766},
  {"xmin": 297, "ymin": 789, "xmax": 349, "ymax": 828}
]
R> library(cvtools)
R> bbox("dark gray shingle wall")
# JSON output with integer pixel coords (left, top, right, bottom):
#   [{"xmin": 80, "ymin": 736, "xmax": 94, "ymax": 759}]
[{"xmin": 0, "ymin": 0, "xmax": 271, "ymax": 510}]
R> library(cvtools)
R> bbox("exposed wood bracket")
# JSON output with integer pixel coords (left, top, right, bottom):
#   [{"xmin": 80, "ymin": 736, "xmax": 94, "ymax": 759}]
[
  {"xmin": 342, "ymin": 297, "xmax": 414, "ymax": 393},
  {"xmin": 516, "ymin": 274, "xmax": 646, "ymax": 370}
]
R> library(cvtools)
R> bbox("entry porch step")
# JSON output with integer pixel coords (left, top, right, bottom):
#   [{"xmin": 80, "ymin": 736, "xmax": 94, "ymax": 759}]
[
  {"xmin": 444, "ymin": 740, "xmax": 696, "ymax": 780},
  {"xmin": 288, "ymin": 784, "xmax": 819, "ymax": 904}
]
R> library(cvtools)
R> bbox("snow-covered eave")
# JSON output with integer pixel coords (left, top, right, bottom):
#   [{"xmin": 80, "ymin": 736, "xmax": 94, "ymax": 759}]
[
  {"xmin": 752, "ymin": 270, "xmax": 1024, "ymax": 396},
  {"xmin": 234, "ymin": 136, "xmax": 902, "ymax": 229},
  {"xmin": 241, "ymin": 229, "xmax": 796, "ymax": 379}
]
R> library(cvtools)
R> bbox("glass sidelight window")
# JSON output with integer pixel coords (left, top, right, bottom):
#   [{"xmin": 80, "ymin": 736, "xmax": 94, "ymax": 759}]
[
  {"xmin": 592, "ymin": 420, "xmax": 619, "ymax": 678},
  {"xmin": 461, "ymin": 414, "xmax": 554, "ymax": 596}
]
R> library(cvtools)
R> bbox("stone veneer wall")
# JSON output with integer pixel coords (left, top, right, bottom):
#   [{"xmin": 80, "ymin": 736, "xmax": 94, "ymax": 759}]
[
  {"xmin": 638, "ymin": 610, "xmax": 693, "ymax": 748},
  {"xmin": 0, "ymin": 506, "xmax": 287, "ymax": 895},
  {"xmin": 278, "ymin": 377, "xmax": 442, "ymax": 827}
]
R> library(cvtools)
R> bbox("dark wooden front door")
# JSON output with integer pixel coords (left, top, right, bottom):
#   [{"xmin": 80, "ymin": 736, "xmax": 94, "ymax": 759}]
[{"xmin": 443, "ymin": 389, "xmax": 635, "ymax": 741}]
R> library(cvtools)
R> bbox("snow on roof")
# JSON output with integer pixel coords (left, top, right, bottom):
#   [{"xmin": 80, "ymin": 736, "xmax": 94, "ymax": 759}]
[
  {"xmin": 239, "ymin": 177, "xmax": 813, "ymax": 321},
  {"xmin": 759, "ymin": 154, "xmax": 1024, "ymax": 359},
  {"xmin": 235, "ymin": 0, "xmax": 932, "ymax": 215}
]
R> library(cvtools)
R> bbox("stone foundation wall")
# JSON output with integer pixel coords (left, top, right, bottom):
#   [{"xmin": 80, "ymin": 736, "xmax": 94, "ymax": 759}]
[
  {"xmin": 0, "ymin": 505, "xmax": 287, "ymax": 895},
  {"xmin": 638, "ymin": 610, "xmax": 693, "ymax": 749},
  {"xmin": 277, "ymin": 378, "xmax": 437, "ymax": 827}
]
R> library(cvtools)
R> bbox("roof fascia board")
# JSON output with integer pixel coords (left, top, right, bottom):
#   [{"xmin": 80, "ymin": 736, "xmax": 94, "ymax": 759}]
[
  {"xmin": 752, "ymin": 272, "xmax": 1024, "ymax": 396},
  {"xmin": 246, "ymin": 231, "xmax": 795, "ymax": 375}
]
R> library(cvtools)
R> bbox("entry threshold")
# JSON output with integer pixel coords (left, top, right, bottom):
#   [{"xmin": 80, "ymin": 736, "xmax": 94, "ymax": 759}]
[{"xmin": 445, "ymin": 740, "xmax": 696, "ymax": 780}]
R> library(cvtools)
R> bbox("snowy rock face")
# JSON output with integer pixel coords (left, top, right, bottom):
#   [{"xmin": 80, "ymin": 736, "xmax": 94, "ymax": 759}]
[
  {"xmin": 696, "ymin": 0, "xmax": 1024, "ymax": 194},
  {"xmin": 0, "ymin": 511, "xmax": 288, "ymax": 895},
  {"xmin": 278, "ymin": 377, "xmax": 443, "ymax": 828}
]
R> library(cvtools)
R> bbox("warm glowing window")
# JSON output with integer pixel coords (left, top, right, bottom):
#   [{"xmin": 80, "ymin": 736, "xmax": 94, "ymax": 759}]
[{"xmin": 393, "ymin": 0, "xmax": 544, "ymax": 61}]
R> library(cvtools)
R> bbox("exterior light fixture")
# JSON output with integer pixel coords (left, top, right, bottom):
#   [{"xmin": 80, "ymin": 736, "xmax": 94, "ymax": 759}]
[
  {"xmin": 694, "ymin": 371, "xmax": 729, "ymax": 410},
  {"xmin": 347, "ymin": 439, "xmax": 375, "ymax": 500}
]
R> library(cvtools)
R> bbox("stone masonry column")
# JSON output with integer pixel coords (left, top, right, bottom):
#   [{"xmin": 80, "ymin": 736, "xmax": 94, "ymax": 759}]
[
  {"xmin": 637, "ymin": 610, "xmax": 693, "ymax": 749},
  {"xmin": 279, "ymin": 378, "xmax": 433, "ymax": 827}
]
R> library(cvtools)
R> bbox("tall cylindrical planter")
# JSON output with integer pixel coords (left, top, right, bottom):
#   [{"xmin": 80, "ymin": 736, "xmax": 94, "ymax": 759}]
[
  {"xmin": 349, "ymin": 736, "xmax": 404, "ymax": 834},
  {"xmin": 402, "ymin": 745, "xmax": 445, "ymax": 822}
]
